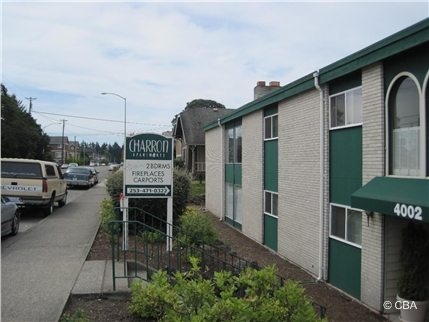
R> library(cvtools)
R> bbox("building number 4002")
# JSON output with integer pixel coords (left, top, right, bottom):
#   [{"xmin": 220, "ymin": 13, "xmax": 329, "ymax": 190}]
[{"xmin": 394, "ymin": 203, "xmax": 423, "ymax": 221}]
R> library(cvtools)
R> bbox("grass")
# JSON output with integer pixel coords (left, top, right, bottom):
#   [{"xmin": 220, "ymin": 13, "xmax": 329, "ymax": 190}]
[{"xmin": 190, "ymin": 180, "xmax": 205, "ymax": 197}]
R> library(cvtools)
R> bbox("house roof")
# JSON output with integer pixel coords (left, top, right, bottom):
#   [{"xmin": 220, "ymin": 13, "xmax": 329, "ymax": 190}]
[
  {"xmin": 205, "ymin": 17, "xmax": 429, "ymax": 131},
  {"xmin": 174, "ymin": 108, "xmax": 234, "ymax": 145},
  {"xmin": 49, "ymin": 136, "xmax": 69, "ymax": 145}
]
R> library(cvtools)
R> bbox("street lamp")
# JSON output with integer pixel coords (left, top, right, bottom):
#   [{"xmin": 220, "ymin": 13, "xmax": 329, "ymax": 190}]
[
  {"xmin": 42, "ymin": 122, "xmax": 61, "ymax": 130},
  {"xmin": 101, "ymin": 92, "xmax": 128, "ymax": 250}
]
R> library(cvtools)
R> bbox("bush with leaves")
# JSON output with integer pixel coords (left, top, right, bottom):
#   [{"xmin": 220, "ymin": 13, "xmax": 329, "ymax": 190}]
[
  {"xmin": 105, "ymin": 169, "xmax": 123, "ymax": 204},
  {"xmin": 129, "ymin": 259, "xmax": 325, "ymax": 322},
  {"xmin": 177, "ymin": 207, "xmax": 218, "ymax": 247},
  {"xmin": 100, "ymin": 199, "xmax": 120, "ymax": 236}
]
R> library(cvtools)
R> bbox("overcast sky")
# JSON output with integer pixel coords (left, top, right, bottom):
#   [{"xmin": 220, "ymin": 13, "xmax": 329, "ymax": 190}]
[{"xmin": 3, "ymin": 1, "xmax": 428, "ymax": 145}]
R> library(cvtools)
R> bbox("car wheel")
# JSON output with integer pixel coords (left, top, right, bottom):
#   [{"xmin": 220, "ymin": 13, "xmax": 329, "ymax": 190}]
[
  {"xmin": 44, "ymin": 196, "xmax": 55, "ymax": 216},
  {"xmin": 58, "ymin": 191, "xmax": 67, "ymax": 207},
  {"xmin": 10, "ymin": 210, "xmax": 21, "ymax": 236}
]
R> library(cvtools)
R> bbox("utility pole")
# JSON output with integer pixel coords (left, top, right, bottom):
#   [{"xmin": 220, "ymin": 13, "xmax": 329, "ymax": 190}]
[
  {"xmin": 61, "ymin": 119, "xmax": 67, "ymax": 165},
  {"xmin": 25, "ymin": 97, "xmax": 37, "ymax": 114}
]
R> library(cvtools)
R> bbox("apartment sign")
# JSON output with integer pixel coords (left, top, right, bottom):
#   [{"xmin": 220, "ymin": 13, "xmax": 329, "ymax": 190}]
[{"xmin": 125, "ymin": 133, "xmax": 173, "ymax": 197}]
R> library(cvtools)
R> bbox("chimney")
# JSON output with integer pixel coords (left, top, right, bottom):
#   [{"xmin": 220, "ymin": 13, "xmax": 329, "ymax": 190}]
[{"xmin": 254, "ymin": 80, "xmax": 281, "ymax": 100}]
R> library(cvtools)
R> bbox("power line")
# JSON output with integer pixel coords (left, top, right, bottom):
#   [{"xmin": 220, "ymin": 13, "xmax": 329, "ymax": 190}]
[{"xmin": 32, "ymin": 110, "xmax": 169, "ymax": 127}]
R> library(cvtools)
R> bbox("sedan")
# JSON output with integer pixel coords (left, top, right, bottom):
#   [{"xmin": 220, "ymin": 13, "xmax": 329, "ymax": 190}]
[
  {"xmin": 63, "ymin": 166, "xmax": 96, "ymax": 189},
  {"xmin": 83, "ymin": 166, "xmax": 99, "ymax": 185},
  {"xmin": 1, "ymin": 196, "xmax": 24, "ymax": 237}
]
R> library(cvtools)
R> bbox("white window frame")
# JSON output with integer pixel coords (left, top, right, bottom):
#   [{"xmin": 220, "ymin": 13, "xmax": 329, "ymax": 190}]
[
  {"xmin": 329, "ymin": 86, "xmax": 363, "ymax": 130},
  {"xmin": 329, "ymin": 203, "xmax": 362, "ymax": 248},
  {"xmin": 264, "ymin": 190, "xmax": 278, "ymax": 218},
  {"xmin": 385, "ymin": 72, "xmax": 427, "ymax": 178},
  {"xmin": 264, "ymin": 114, "xmax": 278, "ymax": 141}
]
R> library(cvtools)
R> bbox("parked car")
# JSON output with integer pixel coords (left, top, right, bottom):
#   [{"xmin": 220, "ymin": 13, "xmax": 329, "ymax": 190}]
[
  {"xmin": 1, "ymin": 158, "xmax": 68, "ymax": 215},
  {"xmin": 68, "ymin": 162, "xmax": 78, "ymax": 168},
  {"xmin": 1, "ymin": 196, "xmax": 24, "ymax": 237},
  {"xmin": 63, "ymin": 166, "xmax": 96, "ymax": 189},
  {"xmin": 83, "ymin": 166, "xmax": 99, "ymax": 185},
  {"xmin": 108, "ymin": 163, "xmax": 120, "ymax": 171}
]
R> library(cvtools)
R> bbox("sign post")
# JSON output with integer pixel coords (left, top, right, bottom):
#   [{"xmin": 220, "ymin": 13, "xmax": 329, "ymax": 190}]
[{"xmin": 124, "ymin": 133, "xmax": 174, "ymax": 251}]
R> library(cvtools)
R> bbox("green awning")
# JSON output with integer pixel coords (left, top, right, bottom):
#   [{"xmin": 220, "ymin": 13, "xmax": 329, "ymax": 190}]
[{"xmin": 351, "ymin": 177, "xmax": 429, "ymax": 223}]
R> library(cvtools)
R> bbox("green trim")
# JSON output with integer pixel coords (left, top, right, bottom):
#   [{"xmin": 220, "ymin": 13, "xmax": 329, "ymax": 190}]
[
  {"xmin": 329, "ymin": 127, "xmax": 362, "ymax": 206},
  {"xmin": 319, "ymin": 19, "xmax": 429, "ymax": 84},
  {"xmin": 225, "ymin": 164, "xmax": 242, "ymax": 186},
  {"xmin": 263, "ymin": 214, "xmax": 278, "ymax": 251},
  {"xmin": 328, "ymin": 238, "xmax": 361, "ymax": 299},
  {"xmin": 264, "ymin": 105, "xmax": 278, "ymax": 117},
  {"xmin": 225, "ymin": 216, "xmax": 242, "ymax": 230},
  {"xmin": 329, "ymin": 72, "xmax": 361, "ymax": 95},
  {"xmin": 264, "ymin": 140, "xmax": 278, "ymax": 192},
  {"xmin": 351, "ymin": 177, "xmax": 429, "ymax": 223},
  {"xmin": 204, "ymin": 18, "xmax": 429, "ymax": 131}
]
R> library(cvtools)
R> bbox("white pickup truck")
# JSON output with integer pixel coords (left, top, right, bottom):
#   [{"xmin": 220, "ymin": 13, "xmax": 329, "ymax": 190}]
[{"xmin": 1, "ymin": 158, "xmax": 68, "ymax": 215}]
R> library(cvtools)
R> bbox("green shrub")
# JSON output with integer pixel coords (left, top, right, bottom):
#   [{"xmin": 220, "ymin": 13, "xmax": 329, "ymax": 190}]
[
  {"xmin": 177, "ymin": 207, "xmax": 218, "ymax": 247},
  {"xmin": 174, "ymin": 157, "xmax": 185, "ymax": 169},
  {"xmin": 172, "ymin": 168, "xmax": 191, "ymax": 220},
  {"xmin": 105, "ymin": 170, "xmax": 123, "ymax": 207},
  {"xmin": 129, "ymin": 270, "xmax": 178, "ymax": 320},
  {"xmin": 139, "ymin": 229, "xmax": 165, "ymax": 243},
  {"xmin": 100, "ymin": 198, "xmax": 117, "ymax": 234},
  {"xmin": 129, "ymin": 263, "xmax": 325, "ymax": 322}
]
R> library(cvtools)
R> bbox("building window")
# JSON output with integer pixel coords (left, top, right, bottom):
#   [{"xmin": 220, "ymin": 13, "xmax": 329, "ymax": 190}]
[
  {"xmin": 330, "ymin": 204, "xmax": 362, "ymax": 246},
  {"xmin": 330, "ymin": 87, "xmax": 362, "ymax": 129},
  {"xmin": 387, "ymin": 76, "xmax": 420, "ymax": 176},
  {"xmin": 264, "ymin": 114, "xmax": 278, "ymax": 140},
  {"xmin": 264, "ymin": 190, "xmax": 278, "ymax": 217},
  {"xmin": 226, "ymin": 121, "xmax": 242, "ymax": 164}
]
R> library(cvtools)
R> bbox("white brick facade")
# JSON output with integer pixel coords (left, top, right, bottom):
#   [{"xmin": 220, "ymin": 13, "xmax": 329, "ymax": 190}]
[
  {"xmin": 242, "ymin": 110, "xmax": 264, "ymax": 243},
  {"xmin": 360, "ymin": 63, "xmax": 385, "ymax": 311},
  {"xmin": 277, "ymin": 89, "xmax": 322, "ymax": 276},
  {"xmin": 205, "ymin": 126, "xmax": 224, "ymax": 219}
]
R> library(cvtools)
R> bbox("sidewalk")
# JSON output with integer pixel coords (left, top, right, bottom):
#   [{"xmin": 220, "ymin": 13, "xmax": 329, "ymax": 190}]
[
  {"xmin": 71, "ymin": 260, "xmax": 129, "ymax": 295},
  {"xmin": 1, "ymin": 184, "xmax": 107, "ymax": 322}
]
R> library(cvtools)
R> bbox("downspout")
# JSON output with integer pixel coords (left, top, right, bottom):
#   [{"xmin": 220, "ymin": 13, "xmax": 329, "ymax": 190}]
[
  {"xmin": 218, "ymin": 118, "xmax": 225, "ymax": 221},
  {"xmin": 314, "ymin": 71, "xmax": 325, "ymax": 281}
]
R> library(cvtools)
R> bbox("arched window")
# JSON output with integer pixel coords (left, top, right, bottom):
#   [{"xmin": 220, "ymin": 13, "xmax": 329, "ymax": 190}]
[{"xmin": 388, "ymin": 76, "xmax": 420, "ymax": 176}]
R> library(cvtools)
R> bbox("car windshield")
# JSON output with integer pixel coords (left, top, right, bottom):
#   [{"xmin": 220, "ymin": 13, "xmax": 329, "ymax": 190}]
[{"xmin": 66, "ymin": 167, "xmax": 90, "ymax": 174}]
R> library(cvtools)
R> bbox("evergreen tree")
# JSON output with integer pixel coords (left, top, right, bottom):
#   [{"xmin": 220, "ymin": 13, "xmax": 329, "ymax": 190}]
[{"xmin": 1, "ymin": 84, "xmax": 50, "ymax": 159}]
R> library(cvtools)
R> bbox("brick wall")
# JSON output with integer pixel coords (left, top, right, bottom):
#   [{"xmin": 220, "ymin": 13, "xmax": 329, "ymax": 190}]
[
  {"xmin": 278, "ymin": 89, "xmax": 322, "ymax": 276},
  {"xmin": 242, "ymin": 110, "xmax": 264, "ymax": 243},
  {"xmin": 360, "ymin": 63, "xmax": 385, "ymax": 311},
  {"xmin": 205, "ymin": 127, "xmax": 224, "ymax": 219}
]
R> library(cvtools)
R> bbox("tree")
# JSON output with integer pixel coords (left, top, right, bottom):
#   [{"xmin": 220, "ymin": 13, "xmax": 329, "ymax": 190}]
[
  {"xmin": 1, "ymin": 84, "xmax": 50, "ymax": 160},
  {"xmin": 172, "ymin": 99, "xmax": 226, "ymax": 127},
  {"xmin": 185, "ymin": 99, "xmax": 225, "ymax": 110}
]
